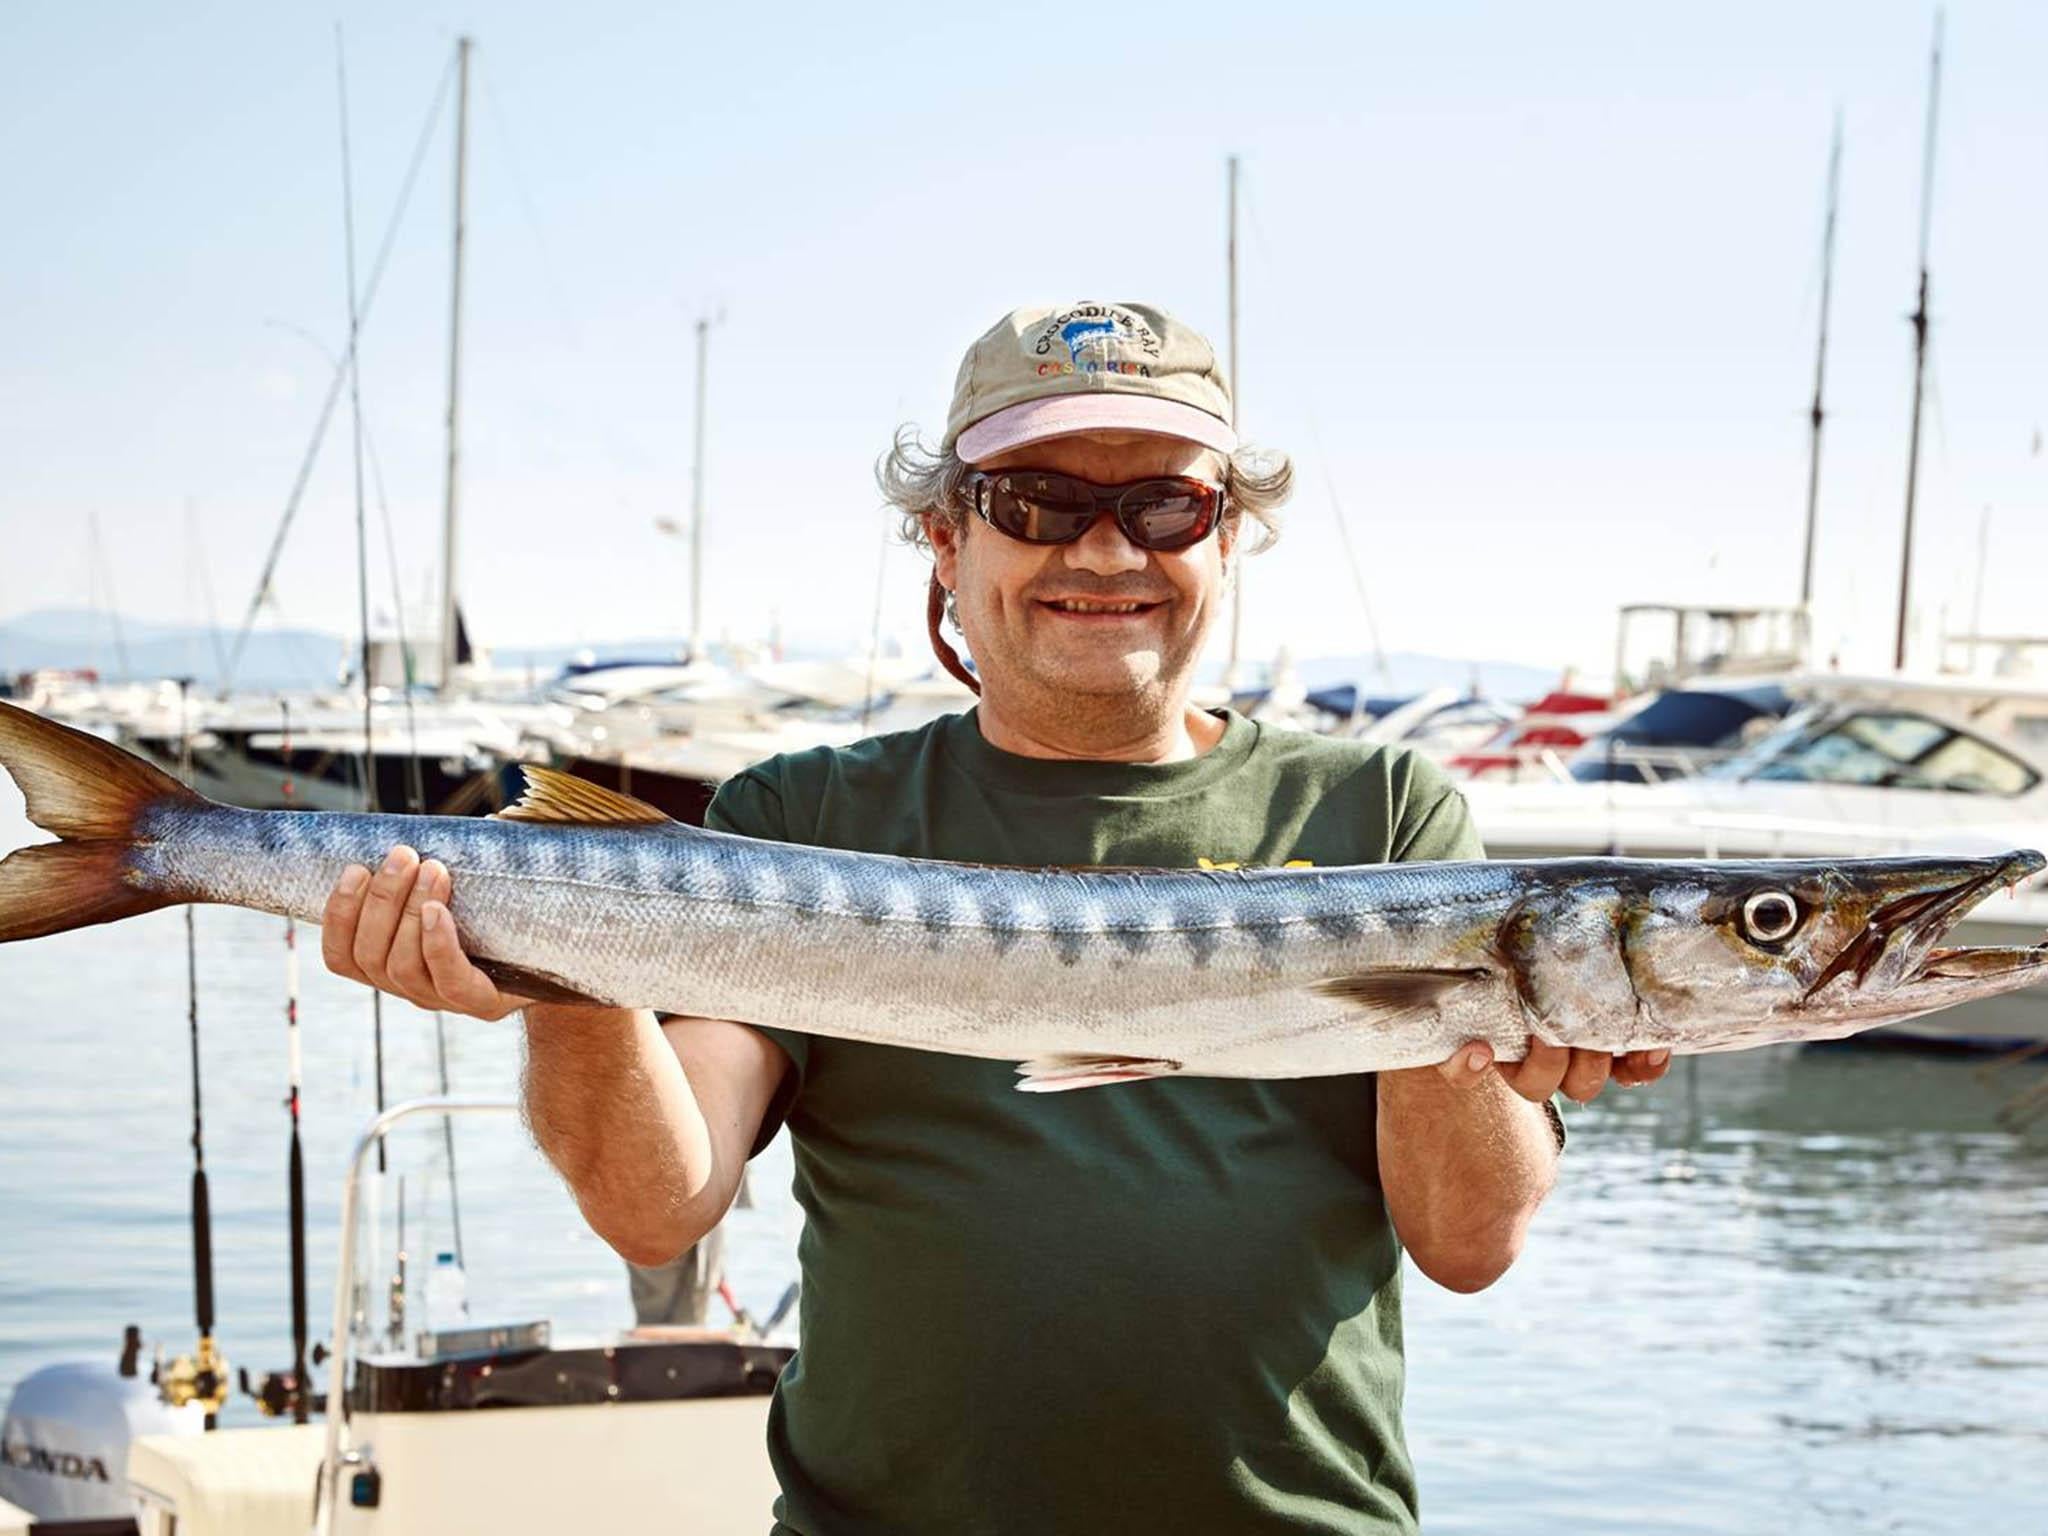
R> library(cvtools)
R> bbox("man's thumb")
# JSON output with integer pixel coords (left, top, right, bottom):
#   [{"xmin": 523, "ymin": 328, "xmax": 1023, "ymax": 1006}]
[{"xmin": 1438, "ymin": 1042, "xmax": 1494, "ymax": 1088}]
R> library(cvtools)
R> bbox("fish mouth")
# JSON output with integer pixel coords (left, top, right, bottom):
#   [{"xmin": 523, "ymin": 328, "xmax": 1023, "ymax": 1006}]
[{"xmin": 1804, "ymin": 849, "xmax": 2048, "ymax": 1003}]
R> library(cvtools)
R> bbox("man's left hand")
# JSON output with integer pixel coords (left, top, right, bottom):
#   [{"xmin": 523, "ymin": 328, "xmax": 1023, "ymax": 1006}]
[{"xmin": 1435, "ymin": 1040, "xmax": 1672, "ymax": 1105}]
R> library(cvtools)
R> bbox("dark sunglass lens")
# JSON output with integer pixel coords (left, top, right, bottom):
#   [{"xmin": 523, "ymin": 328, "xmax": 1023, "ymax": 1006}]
[
  {"xmin": 989, "ymin": 473, "xmax": 1096, "ymax": 542},
  {"xmin": 1119, "ymin": 482, "xmax": 1216, "ymax": 550}
]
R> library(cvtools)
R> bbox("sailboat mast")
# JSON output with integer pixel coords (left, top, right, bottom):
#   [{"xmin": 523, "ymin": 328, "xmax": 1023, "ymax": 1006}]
[
  {"xmin": 439, "ymin": 36, "xmax": 472, "ymax": 694},
  {"xmin": 1893, "ymin": 12, "xmax": 1943, "ymax": 671},
  {"xmin": 1224, "ymin": 153, "xmax": 1243, "ymax": 684},
  {"xmin": 689, "ymin": 316, "xmax": 709, "ymax": 662},
  {"xmin": 1799, "ymin": 113, "xmax": 1842, "ymax": 610}
]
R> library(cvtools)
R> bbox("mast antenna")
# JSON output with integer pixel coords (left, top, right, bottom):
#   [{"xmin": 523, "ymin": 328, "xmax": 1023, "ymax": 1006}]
[
  {"xmin": 439, "ymin": 36, "xmax": 473, "ymax": 694},
  {"xmin": 1893, "ymin": 10, "xmax": 1944, "ymax": 671},
  {"xmin": 689, "ymin": 314, "xmax": 710, "ymax": 662},
  {"xmin": 1799, "ymin": 112, "xmax": 1842, "ymax": 612}
]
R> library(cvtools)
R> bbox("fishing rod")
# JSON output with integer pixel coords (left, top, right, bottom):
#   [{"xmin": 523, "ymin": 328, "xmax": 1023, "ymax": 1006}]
[
  {"xmin": 239, "ymin": 700, "xmax": 322, "ymax": 1420},
  {"xmin": 159, "ymin": 678, "xmax": 229, "ymax": 1427},
  {"xmin": 281, "ymin": 702, "xmax": 311, "ymax": 1418}
]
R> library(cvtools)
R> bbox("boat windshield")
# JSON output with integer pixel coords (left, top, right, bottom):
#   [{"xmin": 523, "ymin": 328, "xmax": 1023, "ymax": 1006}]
[{"xmin": 1706, "ymin": 707, "xmax": 2041, "ymax": 796}]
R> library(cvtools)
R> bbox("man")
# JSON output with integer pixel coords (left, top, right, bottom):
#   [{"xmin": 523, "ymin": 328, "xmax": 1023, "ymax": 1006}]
[{"xmin": 322, "ymin": 300, "xmax": 1670, "ymax": 1532}]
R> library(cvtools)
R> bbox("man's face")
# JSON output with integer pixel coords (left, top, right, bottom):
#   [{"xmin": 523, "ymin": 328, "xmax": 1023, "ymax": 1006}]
[{"xmin": 932, "ymin": 431, "xmax": 1232, "ymax": 706}]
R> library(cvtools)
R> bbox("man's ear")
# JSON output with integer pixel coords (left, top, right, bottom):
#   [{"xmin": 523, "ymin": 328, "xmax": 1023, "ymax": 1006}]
[{"xmin": 927, "ymin": 513, "xmax": 963, "ymax": 592}]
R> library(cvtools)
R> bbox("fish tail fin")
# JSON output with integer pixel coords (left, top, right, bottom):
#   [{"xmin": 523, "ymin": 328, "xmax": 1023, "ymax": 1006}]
[{"xmin": 0, "ymin": 701, "xmax": 199, "ymax": 942}]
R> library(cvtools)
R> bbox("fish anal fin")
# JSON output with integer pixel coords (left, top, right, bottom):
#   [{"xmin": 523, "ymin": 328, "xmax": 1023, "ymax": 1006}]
[
  {"xmin": 472, "ymin": 956, "xmax": 612, "ymax": 1007},
  {"xmin": 1013, "ymin": 1053, "xmax": 1183, "ymax": 1093},
  {"xmin": 492, "ymin": 765, "xmax": 672, "ymax": 826},
  {"xmin": 1313, "ymin": 967, "xmax": 1491, "ymax": 1012}
]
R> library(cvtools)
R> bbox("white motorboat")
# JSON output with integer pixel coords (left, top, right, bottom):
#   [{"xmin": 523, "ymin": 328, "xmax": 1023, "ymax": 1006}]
[
  {"xmin": 1463, "ymin": 672, "xmax": 2048, "ymax": 1048},
  {"xmin": 0, "ymin": 1100, "xmax": 787, "ymax": 1536}
]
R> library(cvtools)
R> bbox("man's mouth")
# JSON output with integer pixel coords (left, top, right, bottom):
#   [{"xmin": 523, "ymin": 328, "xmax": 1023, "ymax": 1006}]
[{"xmin": 1037, "ymin": 597, "xmax": 1163, "ymax": 618}]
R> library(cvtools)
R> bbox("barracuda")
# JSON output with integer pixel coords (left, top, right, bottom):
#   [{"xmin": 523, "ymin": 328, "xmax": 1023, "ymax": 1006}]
[{"xmin": 3, "ymin": 700, "xmax": 2046, "ymax": 1088}]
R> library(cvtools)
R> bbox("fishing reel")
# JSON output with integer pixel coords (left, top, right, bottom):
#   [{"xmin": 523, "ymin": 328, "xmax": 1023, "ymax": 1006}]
[
  {"xmin": 238, "ymin": 1365, "xmax": 326, "ymax": 1420},
  {"xmin": 157, "ymin": 1334, "xmax": 231, "ymax": 1415}
]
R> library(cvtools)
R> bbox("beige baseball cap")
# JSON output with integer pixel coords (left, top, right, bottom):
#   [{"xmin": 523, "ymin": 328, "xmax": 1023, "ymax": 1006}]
[{"xmin": 944, "ymin": 301, "xmax": 1238, "ymax": 463}]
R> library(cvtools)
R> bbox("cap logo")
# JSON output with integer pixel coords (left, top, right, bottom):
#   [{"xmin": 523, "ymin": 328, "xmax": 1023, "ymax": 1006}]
[{"xmin": 1029, "ymin": 303, "xmax": 1161, "ymax": 379}]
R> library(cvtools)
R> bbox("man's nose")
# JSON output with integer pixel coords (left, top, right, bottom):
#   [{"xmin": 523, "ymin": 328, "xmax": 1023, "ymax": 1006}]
[{"xmin": 1062, "ymin": 511, "xmax": 1148, "ymax": 576}]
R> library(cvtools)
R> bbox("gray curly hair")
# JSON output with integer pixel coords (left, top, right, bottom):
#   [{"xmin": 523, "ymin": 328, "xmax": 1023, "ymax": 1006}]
[{"xmin": 877, "ymin": 427, "xmax": 1295, "ymax": 559}]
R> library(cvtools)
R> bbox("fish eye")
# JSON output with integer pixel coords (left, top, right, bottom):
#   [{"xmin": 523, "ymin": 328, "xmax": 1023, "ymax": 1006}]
[{"xmin": 1740, "ymin": 890, "xmax": 1802, "ymax": 945}]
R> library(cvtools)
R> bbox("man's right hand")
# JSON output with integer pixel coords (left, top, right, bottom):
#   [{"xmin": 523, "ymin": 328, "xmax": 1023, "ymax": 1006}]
[{"xmin": 321, "ymin": 844, "xmax": 533, "ymax": 1021}]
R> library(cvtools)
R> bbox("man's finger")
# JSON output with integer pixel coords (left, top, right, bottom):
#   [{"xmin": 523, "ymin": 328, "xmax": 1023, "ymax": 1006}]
[
  {"xmin": 1496, "ymin": 1039, "xmax": 1569, "ymax": 1102},
  {"xmin": 352, "ymin": 846, "xmax": 420, "ymax": 987},
  {"xmin": 419, "ymin": 899, "xmax": 514, "ymax": 1020},
  {"xmin": 1612, "ymin": 1049, "xmax": 1672, "ymax": 1088},
  {"xmin": 320, "ymin": 864, "xmax": 372, "ymax": 982},
  {"xmin": 1436, "ymin": 1042, "xmax": 1496, "ymax": 1089},
  {"xmin": 385, "ymin": 859, "xmax": 445, "ymax": 1007},
  {"xmin": 1560, "ymin": 1048, "xmax": 1613, "ymax": 1104}
]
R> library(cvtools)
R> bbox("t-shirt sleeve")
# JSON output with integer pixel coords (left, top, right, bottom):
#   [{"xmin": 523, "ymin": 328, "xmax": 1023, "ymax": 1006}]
[
  {"xmin": 1387, "ymin": 752, "xmax": 1486, "ymax": 863},
  {"xmin": 699, "ymin": 766, "xmax": 810, "ymax": 1157}
]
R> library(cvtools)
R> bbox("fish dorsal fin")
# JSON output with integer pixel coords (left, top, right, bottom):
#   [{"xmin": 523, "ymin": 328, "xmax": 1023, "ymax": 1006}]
[{"xmin": 493, "ymin": 765, "xmax": 673, "ymax": 826}]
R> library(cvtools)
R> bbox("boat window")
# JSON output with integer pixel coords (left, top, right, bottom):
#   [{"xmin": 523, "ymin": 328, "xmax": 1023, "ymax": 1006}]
[
  {"xmin": 1735, "ymin": 709, "xmax": 2039, "ymax": 795},
  {"xmin": 1912, "ymin": 733, "xmax": 2038, "ymax": 795}
]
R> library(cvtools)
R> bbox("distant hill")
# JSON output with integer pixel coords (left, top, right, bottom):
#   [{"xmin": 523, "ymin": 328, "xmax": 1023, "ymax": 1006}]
[
  {"xmin": 0, "ymin": 610, "xmax": 1574, "ymax": 704},
  {"xmin": 0, "ymin": 609, "xmax": 347, "ymax": 693}
]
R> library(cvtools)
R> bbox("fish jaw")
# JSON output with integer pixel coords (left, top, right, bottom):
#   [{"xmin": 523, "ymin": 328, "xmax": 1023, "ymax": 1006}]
[{"xmin": 1788, "ymin": 850, "xmax": 2048, "ymax": 1034}]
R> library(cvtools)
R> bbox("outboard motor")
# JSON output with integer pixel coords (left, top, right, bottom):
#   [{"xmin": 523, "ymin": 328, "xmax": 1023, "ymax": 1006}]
[{"xmin": 0, "ymin": 1329, "xmax": 201, "ymax": 1522}]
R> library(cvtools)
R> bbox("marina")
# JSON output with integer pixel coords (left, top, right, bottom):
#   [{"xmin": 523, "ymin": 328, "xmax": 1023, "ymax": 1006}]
[{"xmin": 9, "ymin": 3, "xmax": 2048, "ymax": 1532}]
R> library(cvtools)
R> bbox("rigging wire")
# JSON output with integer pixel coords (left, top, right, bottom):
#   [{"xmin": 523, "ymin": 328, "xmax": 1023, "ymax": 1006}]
[
  {"xmin": 363, "ymin": 411, "xmax": 467, "ymax": 1265},
  {"xmin": 224, "ymin": 51, "xmax": 457, "ymax": 694},
  {"xmin": 334, "ymin": 25, "xmax": 388, "ymax": 1182}
]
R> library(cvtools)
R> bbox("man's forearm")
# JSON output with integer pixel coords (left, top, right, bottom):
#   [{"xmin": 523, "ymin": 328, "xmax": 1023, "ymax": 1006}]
[
  {"xmin": 522, "ymin": 1003, "xmax": 720, "ymax": 1266},
  {"xmin": 1375, "ymin": 1064, "xmax": 1561, "ymax": 1293}
]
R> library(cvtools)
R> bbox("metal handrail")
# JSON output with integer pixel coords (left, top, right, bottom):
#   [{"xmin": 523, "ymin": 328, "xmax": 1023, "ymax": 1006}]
[{"xmin": 313, "ymin": 1095, "xmax": 516, "ymax": 1536}]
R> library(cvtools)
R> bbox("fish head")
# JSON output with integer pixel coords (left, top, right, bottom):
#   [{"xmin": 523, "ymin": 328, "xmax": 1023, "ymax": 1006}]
[{"xmin": 1603, "ymin": 851, "xmax": 2048, "ymax": 1049}]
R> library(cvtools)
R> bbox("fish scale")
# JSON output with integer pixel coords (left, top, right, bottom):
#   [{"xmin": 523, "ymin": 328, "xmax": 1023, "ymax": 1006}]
[{"xmin": 2, "ymin": 700, "xmax": 2046, "ymax": 1086}]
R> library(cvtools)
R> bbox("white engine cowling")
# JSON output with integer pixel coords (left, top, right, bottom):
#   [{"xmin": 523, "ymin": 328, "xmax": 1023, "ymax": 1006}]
[{"xmin": 0, "ymin": 1360, "xmax": 201, "ymax": 1521}]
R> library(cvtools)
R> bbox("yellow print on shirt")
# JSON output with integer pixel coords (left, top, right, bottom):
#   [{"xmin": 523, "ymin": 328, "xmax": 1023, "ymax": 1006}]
[{"xmin": 1197, "ymin": 857, "xmax": 1315, "ymax": 871}]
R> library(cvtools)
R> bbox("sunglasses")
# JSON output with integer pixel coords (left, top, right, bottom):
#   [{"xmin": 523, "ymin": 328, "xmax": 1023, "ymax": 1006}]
[{"xmin": 966, "ymin": 471, "xmax": 1226, "ymax": 553}]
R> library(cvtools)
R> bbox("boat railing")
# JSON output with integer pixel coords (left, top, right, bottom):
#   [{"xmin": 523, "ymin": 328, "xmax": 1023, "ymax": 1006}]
[{"xmin": 314, "ymin": 1094, "xmax": 517, "ymax": 1536}]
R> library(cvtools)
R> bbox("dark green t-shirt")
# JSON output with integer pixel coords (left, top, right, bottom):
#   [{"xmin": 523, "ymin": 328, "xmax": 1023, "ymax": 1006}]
[{"xmin": 705, "ymin": 708, "xmax": 1484, "ymax": 1536}]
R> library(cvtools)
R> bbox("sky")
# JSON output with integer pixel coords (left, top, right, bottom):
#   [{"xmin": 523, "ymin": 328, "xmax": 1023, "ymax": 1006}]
[{"xmin": 3, "ymin": 0, "xmax": 2045, "ymax": 686}]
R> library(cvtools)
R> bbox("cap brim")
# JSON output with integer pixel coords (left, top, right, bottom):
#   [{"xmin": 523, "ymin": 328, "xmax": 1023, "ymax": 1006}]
[{"xmin": 955, "ymin": 394, "xmax": 1238, "ymax": 463}]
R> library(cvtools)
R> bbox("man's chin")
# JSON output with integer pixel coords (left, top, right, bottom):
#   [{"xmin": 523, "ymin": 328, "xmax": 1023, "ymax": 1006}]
[{"xmin": 1037, "ymin": 651, "xmax": 1167, "ymax": 698}]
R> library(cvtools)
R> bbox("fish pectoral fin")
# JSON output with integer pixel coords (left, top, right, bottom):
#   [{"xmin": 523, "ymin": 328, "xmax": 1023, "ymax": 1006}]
[
  {"xmin": 1312, "ymin": 967, "xmax": 1491, "ymax": 1012},
  {"xmin": 472, "ymin": 957, "xmax": 611, "ymax": 1007},
  {"xmin": 493, "ymin": 765, "xmax": 673, "ymax": 826},
  {"xmin": 1013, "ymin": 1053, "xmax": 1183, "ymax": 1093}
]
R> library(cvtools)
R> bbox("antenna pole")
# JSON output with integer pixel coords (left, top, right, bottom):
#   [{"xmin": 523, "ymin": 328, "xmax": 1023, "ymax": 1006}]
[
  {"xmin": 689, "ymin": 316, "xmax": 710, "ymax": 662},
  {"xmin": 440, "ymin": 36, "xmax": 472, "ymax": 694},
  {"xmin": 1894, "ymin": 12, "xmax": 1943, "ymax": 671},
  {"xmin": 1800, "ymin": 114, "xmax": 1842, "ymax": 610}
]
